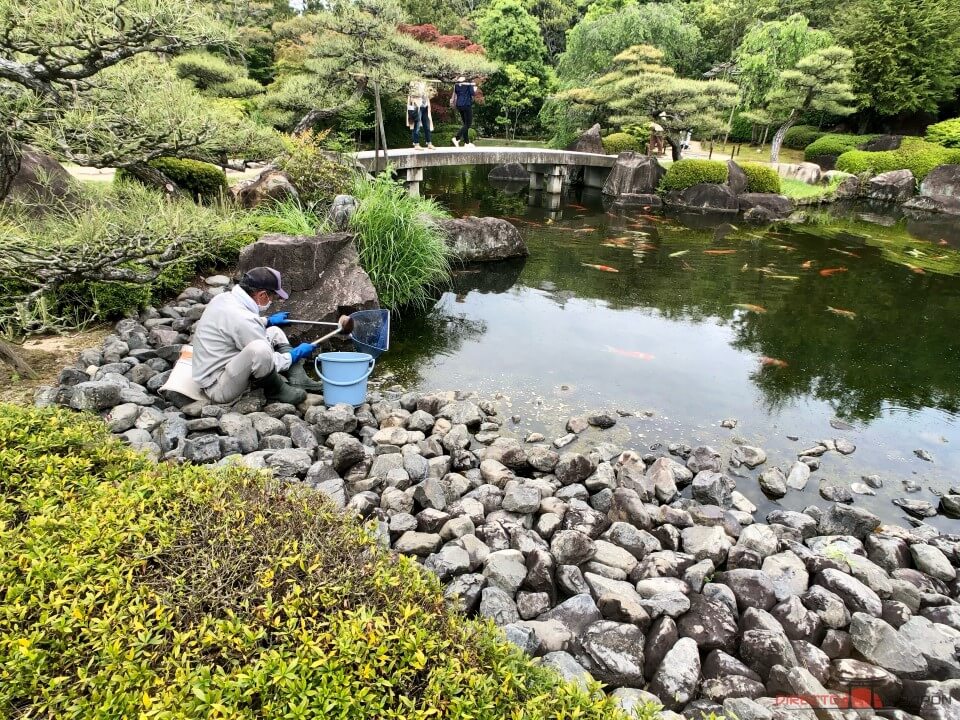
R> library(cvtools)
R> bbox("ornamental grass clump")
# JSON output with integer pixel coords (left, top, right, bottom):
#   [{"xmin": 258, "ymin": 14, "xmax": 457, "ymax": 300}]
[
  {"xmin": 0, "ymin": 404, "xmax": 625, "ymax": 719},
  {"xmin": 349, "ymin": 171, "xmax": 451, "ymax": 310}
]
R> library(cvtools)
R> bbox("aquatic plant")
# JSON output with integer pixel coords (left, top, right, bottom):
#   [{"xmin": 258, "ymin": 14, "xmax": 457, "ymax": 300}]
[{"xmin": 349, "ymin": 171, "xmax": 451, "ymax": 310}]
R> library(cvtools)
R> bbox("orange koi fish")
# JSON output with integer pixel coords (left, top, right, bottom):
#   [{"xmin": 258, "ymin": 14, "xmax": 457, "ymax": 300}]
[
  {"xmin": 829, "ymin": 248, "xmax": 860, "ymax": 258},
  {"xmin": 827, "ymin": 306, "xmax": 857, "ymax": 319},
  {"xmin": 605, "ymin": 345, "xmax": 655, "ymax": 360},
  {"xmin": 567, "ymin": 203, "xmax": 588, "ymax": 210},
  {"xmin": 704, "ymin": 249, "xmax": 737, "ymax": 255},
  {"xmin": 801, "ymin": 260, "xmax": 813, "ymax": 269},
  {"xmin": 732, "ymin": 303, "xmax": 767, "ymax": 313},
  {"xmin": 819, "ymin": 267, "xmax": 848, "ymax": 277},
  {"xmin": 760, "ymin": 356, "xmax": 789, "ymax": 368},
  {"xmin": 582, "ymin": 263, "xmax": 619, "ymax": 273},
  {"xmin": 907, "ymin": 264, "xmax": 925, "ymax": 274}
]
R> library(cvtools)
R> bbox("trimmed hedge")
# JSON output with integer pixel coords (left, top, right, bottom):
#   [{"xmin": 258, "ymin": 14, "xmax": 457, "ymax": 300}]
[
  {"xmin": 926, "ymin": 118, "xmax": 960, "ymax": 149},
  {"xmin": 835, "ymin": 137, "xmax": 960, "ymax": 180},
  {"xmin": 803, "ymin": 133, "xmax": 875, "ymax": 161},
  {"xmin": 603, "ymin": 132, "xmax": 645, "ymax": 154},
  {"xmin": 783, "ymin": 125, "xmax": 825, "ymax": 150},
  {"xmin": 0, "ymin": 405, "xmax": 627, "ymax": 719},
  {"xmin": 661, "ymin": 159, "xmax": 728, "ymax": 191},
  {"xmin": 740, "ymin": 163, "xmax": 782, "ymax": 193},
  {"xmin": 116, "ymin": 157, "xmax": 228, "ymax": 202}
]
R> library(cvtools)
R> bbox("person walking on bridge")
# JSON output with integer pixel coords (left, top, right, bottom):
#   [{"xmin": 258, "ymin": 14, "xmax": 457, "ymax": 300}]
[
  {"xmin": 407, "ymin": 80, "xmax": 435, "ymax": 150},
  {"xmin": 451, "ymin": 76, "xmax": 477, "ymax": 148}
]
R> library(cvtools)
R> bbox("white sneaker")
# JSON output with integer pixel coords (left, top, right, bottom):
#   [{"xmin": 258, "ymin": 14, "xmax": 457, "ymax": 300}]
[
  {"xmin": 413, "ymin": 144, "xmax": 423, "ymax": 151},
  {"xmin": 465, "ymin": 142, "xmax": 476, "ymax": 148},
  {"xmin": 452, "ymin": 138, "xmax": 460, "ymax": 147},
  {"xmin": 426, "ymin": 143, "xmax": 435, "ymax": 149}
]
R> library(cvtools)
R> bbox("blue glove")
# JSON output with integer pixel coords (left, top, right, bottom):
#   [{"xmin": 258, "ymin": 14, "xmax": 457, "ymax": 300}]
[
  {"xmin": 265, "ymin": 311, "xmax": 290, "ymax": 328},
  {"xmin": 287, "ymin": 342, "xmax": 315, "ymax": 364}
]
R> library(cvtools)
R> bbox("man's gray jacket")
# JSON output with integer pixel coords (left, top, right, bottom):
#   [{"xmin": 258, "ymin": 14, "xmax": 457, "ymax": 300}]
[{"xmin": 192, "ymin": 285, "xmax": 292, "ymax": 389}]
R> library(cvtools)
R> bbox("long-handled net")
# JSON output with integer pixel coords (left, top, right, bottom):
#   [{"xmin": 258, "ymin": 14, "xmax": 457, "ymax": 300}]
[{"xmin": 348, "ymin": 309, "xmax": 390, "ymax": 358}]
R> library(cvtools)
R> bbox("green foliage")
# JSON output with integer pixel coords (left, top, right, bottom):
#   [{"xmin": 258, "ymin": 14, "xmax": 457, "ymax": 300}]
[
  {"xmin": 117, "ymin": 157, "xmax": 229, "ymax": 202},
  {"xmin": 274, "ymin": 131, "xmax": 358, "ymax": 209},
  {"xmin": 740, "ymin": 162, "xmax": 782, "ymax": 193},
  {"xmin": 172, "ymin": 50, "xmax": 265, "ymax": 98},
  {"xmin": 0, "ymin": 404, "xmax": 628, "ymax": 719},
  {"xmin": 783, "ymin": 125, "xmax": 825, "ymax": 150},
  {"xmin": 559, "ymin": 1, "xmax": 702, "ymax": 82},
  {"xmin": 803, "ymin": 133, "xmax": 873, "ymax": 160},
  {"xmin": 926, "ymin": 119, "xmax": 960, "ymax": 149},
  {"xmin": 835, "ymin": 0, "xmax": 960, "ymax": 118},
  {"xmin": 728, "ymin": 112, "xmax": 754, "ymax": 143},
  {"xmin": 661, "ymin": 159, "xmax": 729, "ymax": 190},
  {"xmin": 780, "ymin": 175, "xmax": 841, "ymax": 200},
  {"xmin": 835, "ymin": 137, "xmax": 960, "ymax": 180},
  {"xmin": 603, "ymin": 132, "xmax": 646, "ymax": 154},
  {"xmin": 349, "ymin": 172, "xmax": 451, "ymax": 310},
  {"xmin": 244, "ymin": 200, "xmax": 326, "ymax": 235}
]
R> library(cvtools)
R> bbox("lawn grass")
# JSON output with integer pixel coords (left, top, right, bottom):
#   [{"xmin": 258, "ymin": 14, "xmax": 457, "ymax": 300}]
[{"xmin": 781, "ymin": 176, "xmax": 842, "ymax": 201}]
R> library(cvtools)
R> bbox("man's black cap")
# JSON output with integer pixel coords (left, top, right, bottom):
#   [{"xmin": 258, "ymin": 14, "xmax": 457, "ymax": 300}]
[{"xmin": 240, "ymin": 267, "xmax": 288, "ymax": 300}]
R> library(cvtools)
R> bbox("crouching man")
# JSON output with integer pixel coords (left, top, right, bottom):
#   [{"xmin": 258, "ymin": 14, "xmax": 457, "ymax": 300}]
[{"xmin": 191, "ymin": 267, "xmax": 322, "ymax": 405}]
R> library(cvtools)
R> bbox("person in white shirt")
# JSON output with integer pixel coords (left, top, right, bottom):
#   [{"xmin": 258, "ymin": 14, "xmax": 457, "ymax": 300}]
[{"xmin": 191, "ymin": 267, "xmax": 318, "ymax": 405}]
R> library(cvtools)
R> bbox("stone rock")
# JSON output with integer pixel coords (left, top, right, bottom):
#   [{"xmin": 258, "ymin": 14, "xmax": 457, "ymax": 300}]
[
  {"xmin": 568, "ymin": 124, "xmax": 605, "ymax": 154},
  {"xmin": 479, "ymin": 586, "xmax": 519, "ymax": 626},
  {"xmin": 731, "ymin": 444, "xmax": 767, "ymax": 469},
  {"xmin": 648, "ymin": 637, "xmax": 701, "ymax": 710},
  {"xmin": 723, "ymin": 699, "xmax": 773, "ymax": 720},
  {"xmin": 786, "ymin": 461, "xmax": 811, "ymax": 491},
  {"xmin": 580, "ymin": 620, "xmax": 646, "ymax": 687},
  {"xmin": 502, "ymin": 481, "xmax": 541, "ymax": 514},
  {"xmin": 866, "ymin": 169, "xmax": 915, "ymax": 203},
  {"xmin": 68, "ymin": 381, "xmax": 121, "ymax": 411},
  {"xmin": 424, "ymin": 545, "xmax": 471, "ymax": 580},
  {"xmin": 741, "ymin": 630, "xmax": 799, "ymax": 680},
  {"xmin": 727, "ymin": 161, "xmax": 749, "ymax": 195},
  {"xmin": 910, "ymin": 544, "xmax": 956, "ymax": 582},
  {"xmin": 327, "ymin": 194, "xmax": 358, "ymax": 231},
  {"xmin": 893, "ymin": 498, "xmax": 938, "ymax": 518},
  {"xmin": 830, "ymin": 658, "xmax": 902, "ymax": 704},
  {"xmin": 488, "ymin": 162, "xmax": 528, "ymax": 182},
  {"xmin": 717, "ymin": 568, "xmax": 777, "ymax": 611},
  {"xmin": 677, "ymin": 593, "xmax": 738, "ymax": 651},
  {"xmin": 538, "ymin": 594, "xmax": 603, "ymax": 637},
  {"xmin": 238, "ymin": 233, "xmax": 378, "ymax": 341},
  {"xmin": 849, "ymin": 612, "xmax": 928, "ymax": 679},
  {"xmin": 394, "ymin": 531, "xmax": 442, "ymax": 556},
  {"xmin": 182, "ymin": 435, "xmax": 222, "ymax": 464},
  {"xmin": 502, "ymin": 623, "xmax": 540, "ymax": 655},
  {"xmin": 5, "ymin": 145, "xmax": 79, "ymax": 208},
  {"xmin": 763, "ymin": 551, "xmax": 810, "ymax": 601},
  {"xmin": 774, "ymin": 597, "xmax": 825, "ymax": 643},
  {"xmin": 738, "ymin": 524, "xmax": 778, "ymax": 558},
  {"xmin": 760, "ymin": 468, "xmax": 788, "ymax": 498},
  {"xmin": 610, "ymin": 193, "xmax": 663, "ymax": 208},
  {"xmin": 739, "ymin": 193, "xmax": 794, "ymax": 220},
  {"xmin": 665, "ymin": 183, "xmax": 739, "ymax": 213},
  {"xmin": 516, "ymin": 591, "xmax": 552, "ymax": 620},
  {"xmin": 702, "ymin": 676, "xmax": 767, "ymax": 702},
  {"xmin": 692, "ymin": 471, "xmax": 734, "ymax": 508},
  {"xmin": 688, "ymin": 445, "xmax": 722, "ymax": 473},
  {"xmin": 612, "ymin": 688, "xmax": 666, "ymax": 715},
  {"xmin": 773, "ymin": 162, "xmax": 822, "ymax": 184},
  {"xmin": 818, "ymin": 504, "xmax": 881, "ymax": 540},
  {"xmin": 515, "ymin": 619, "xmax": 572, "ymax": 653},
  {"xmin": 682, "ymin": 525, "xmax": 731, "ymax": 566},
  {"xmin": 105, "ymin": 402, "xmax": 141, "ymax": 432},
  {"xmin": 816, "ymin": 568, "xmax": 882, "ymax": 617},
  {"xmin": 483, "ymin": 549, "xmax": 527, "ymax": 594},
  {"xmin": 231, "ymin": 168, "xmax": 299, "ymax": 209},
  {"xmin": 439, "ymin": 217, "xmax": 528, "ymax": 262},
  {"xmin": 704, "ymin": 649, "xmax": 762, "ymax": 682},
  {"xmin": 555, "ymin": 453, "xmax": 596, "ymax": 486},
  {"xmin": 267, "ymin": 448, "xmax": 312, "ymax": 477},
  {"xmin": 550, "ymin": 529, "xmax": 595, "ymax": 565},
  {"xmin": 602, "ymin": 153, "xmax": 666, "ymax": 196},
  {"xmin": 540, "ymin": 651, "xmax": 593, "ymax": 690}
]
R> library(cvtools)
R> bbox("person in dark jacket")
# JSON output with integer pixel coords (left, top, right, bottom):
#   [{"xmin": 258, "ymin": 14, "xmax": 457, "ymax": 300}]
[{"xmin": 451, "ymin": 76, "xmax": 476, "ymax": 148}]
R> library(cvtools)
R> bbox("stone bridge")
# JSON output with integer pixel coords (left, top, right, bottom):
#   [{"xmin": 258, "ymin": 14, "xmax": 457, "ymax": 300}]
[{"xmin": 353, "ymin": 146, "xmax": 617, "ymax": 196}]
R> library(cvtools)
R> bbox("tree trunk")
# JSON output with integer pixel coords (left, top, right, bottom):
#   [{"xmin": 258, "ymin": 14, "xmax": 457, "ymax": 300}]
[
  {"xmin": 0, "ymin": 134, "xmax": 22, "ymax": 202},
  {"xmin": 0, "ymin": 338, "xmax": 36, "ymax": 378},
  {"xmin": 666, "ymin": 136, "xmax": 682, "ymax": 161},
  {"xmin": 769, "ymin": 118, "xmax": 796, "ymax": 164},
  {"xmin": 123, "ymin": 162, "xmax": 186, "ymax": 198},
  {"xmin": 293, "ymin": 107, "xmax": 338, "ymax": 136},
  {"xmin": 722, "ymin": 103, "xmax": 737, "ymax": 147}
]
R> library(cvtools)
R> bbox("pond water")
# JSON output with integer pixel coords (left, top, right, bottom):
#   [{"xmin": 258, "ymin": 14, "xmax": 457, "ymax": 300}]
[{"xmin": 377, "ymin": 165, "xmax": 960, "ymax": 527}]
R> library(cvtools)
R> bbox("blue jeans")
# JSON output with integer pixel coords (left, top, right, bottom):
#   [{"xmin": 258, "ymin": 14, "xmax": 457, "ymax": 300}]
[{"xmin": 412, "ymin": 106, "xmax": 431, "ymax": 144}]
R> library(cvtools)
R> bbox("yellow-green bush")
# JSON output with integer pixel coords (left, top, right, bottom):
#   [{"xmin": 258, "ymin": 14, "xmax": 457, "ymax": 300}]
[
  {"xmin": 835, "ymin": 137, "xmax": 960, "ymax": 180},
  {"xmin": 740, "ymin": 163, "xmax": 782, "ymax": 193},
  {"xmin": 783, "ymin": 125, "xmax": 825, "ymax": 150},
  {"xmin": 603, "ymin": 132, "xmax": 646, "ymax": 155},
  {"xmin": 0, "ymin": 405, "xmax": 626, "ymax": 720},
  {"xmin": 926, "ymin": 118, "xmax": 960, "ymax": 149},
  {"xmin": 661, "ymin": 159, "xmax": 729, "ymax": 191},
  {"xmin": 804, "ymin": 133, "xmax": 875, "ymax": 161},
  {"xmin": 275, "ymin": 130, "xmax": 358, "ymax": 209}
]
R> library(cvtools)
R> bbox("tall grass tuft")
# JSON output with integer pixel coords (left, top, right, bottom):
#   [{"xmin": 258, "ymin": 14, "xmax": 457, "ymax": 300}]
[
  {"xmin": 243, "ymin": 200, "xmax": 326, "ymax": 236},
  {"xmin": 349, "ymin": 171, "xmax": 451, "ymax": 310}
]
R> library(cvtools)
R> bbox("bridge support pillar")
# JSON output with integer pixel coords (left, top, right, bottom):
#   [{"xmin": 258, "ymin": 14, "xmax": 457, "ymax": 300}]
[
  {"xmin": 544, "ymin": 165, "xmax": 563, "ymax": 194},
  {"xmin": 404, "ymin": 167, "xmax": 424, "ymax": 197},
  {"xmin": 526, "ymin": 164, "xmax": 544, "ymax": 191},
  {"xmin": 583, "ymin": 165, "xmax": 609, "ymax": 190}
]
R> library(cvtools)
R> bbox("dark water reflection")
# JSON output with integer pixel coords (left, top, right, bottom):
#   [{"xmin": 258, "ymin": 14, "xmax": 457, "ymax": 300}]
[{"xmin": 380, "ymin": 165, "xmax": 960, "ymax": 526}]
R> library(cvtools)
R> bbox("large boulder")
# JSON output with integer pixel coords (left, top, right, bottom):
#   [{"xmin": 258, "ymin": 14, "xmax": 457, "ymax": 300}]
[
  {"xmin": 327, "ymin": 194, "xmax": 358, "ymax": 231},
  {"xmin": 903, "ymin": 165, "xmax": 960, "ymax": 215},
  {"xmin": 738, "ymin": 193, "xmax": 794, "ymax": 221},
  {"xmin": 727, "ymin": 161, "xmax": 748, "ymax": 195},
  {"xmin": 488, "ymin": 163, "xmax": 529, "ymax": 182},
  {"xmin": 664, "ymin": 183, "xmax": 739, "ymax": 214},
  {"xmin": 602, "ymin": 153, "xmax": 666, "ymax": 197},
  {"xmin": 865, "ymin": 169, "xmax": 915, "ymax": 203},
  {"xmin": 6, "ymin": 146, "xmax": 80, "ymax": 208},
  {"xmin": 861, "ymin": 134, "xmax": 903, "ymax": 151},
  {"xmin": 438, "ymin": 217, "xmax": 528, "ymax": 262},
  {"xmin": 823, "ymin": 170, "xmax": 860, "ymax": 199},
  {"xmin": 238, "ymin": 233, "xmax": 378, "ymax": 340},
  {"xmin": 773, "ymin": 162, "xmax": 822, "ymax": 185},
  {"xmin": 231, "ymin": 168, "xmax": 299, "ymax": 209},
  {"xmin": 567, "ymin": 124, "xmax": 605, "ymax": 155}
]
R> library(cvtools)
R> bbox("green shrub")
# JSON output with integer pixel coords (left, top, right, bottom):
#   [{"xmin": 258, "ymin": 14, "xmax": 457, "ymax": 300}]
[
  {"xmin": 661, "ymin": 159, "xmax": 729, "ymax": 191},
  {"xmin": 116, "ymin": 157, "xmax": 228, "ymax": 202},
  {"xmin": 925, "ymin": 118, "xmax": 960, "ymax": 149},
  {"xmin": 728, "ymin": 112, "xmax": 754, "ymax": 143},
  {"xmin": 783, "ymin": 125, "xmax": 825, "ymax": 150},
  {"xmin": 0, "ymin": 404, "xmax": 625, "ymax": 719},
  {"xmin": 835, "ymin": 137, "xmax": 960, "ymax": 179},
  {"xmin": 275, "ymin": 130, "xmax": 358, "ymax": 209},
  {"xmin": 740, "ymin": 163, "xmax": 782, "ymax": 193},
  {"xmin": 803, "ymin": 133, "xmax": 875, "ymax": 161},
  {"xmin": 603, "ymin": 132, "xmax": 645, "ymax": 154},
  {"xmin": 349, "ymin": 172, "xmax": 451, "ymax": 309}
]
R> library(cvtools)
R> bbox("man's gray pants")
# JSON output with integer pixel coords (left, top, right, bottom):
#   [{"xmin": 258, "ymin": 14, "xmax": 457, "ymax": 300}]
[{"xmin": 204, "ymin": 327, "xmax": 289, "ymax": 404}]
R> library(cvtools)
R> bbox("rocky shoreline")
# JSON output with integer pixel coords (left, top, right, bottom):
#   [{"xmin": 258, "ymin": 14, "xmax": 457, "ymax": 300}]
[{"xmin": 34, "ymin": 276, "xmax": 960, "ymax": 720}]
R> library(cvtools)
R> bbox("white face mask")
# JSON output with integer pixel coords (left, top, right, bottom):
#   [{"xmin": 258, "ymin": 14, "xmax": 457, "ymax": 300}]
[{"xmin": 258, "ymin": 300, "xmax": 272, "ymax": 313}]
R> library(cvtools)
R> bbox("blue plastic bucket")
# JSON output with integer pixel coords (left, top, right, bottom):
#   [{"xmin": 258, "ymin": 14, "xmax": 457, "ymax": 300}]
[{"xmin": 315, "ymin": 351, "xmax": 375, "ymax": 407}]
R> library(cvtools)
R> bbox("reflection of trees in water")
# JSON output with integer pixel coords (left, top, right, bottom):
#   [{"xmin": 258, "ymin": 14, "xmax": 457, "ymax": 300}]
[
  {"xmin": 380, "ymin": 301, "xmax": 488, "ymax": 387},
  {"xmin": 425, "ymin": 165, "xmax": 529, "ymax": 218}
]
